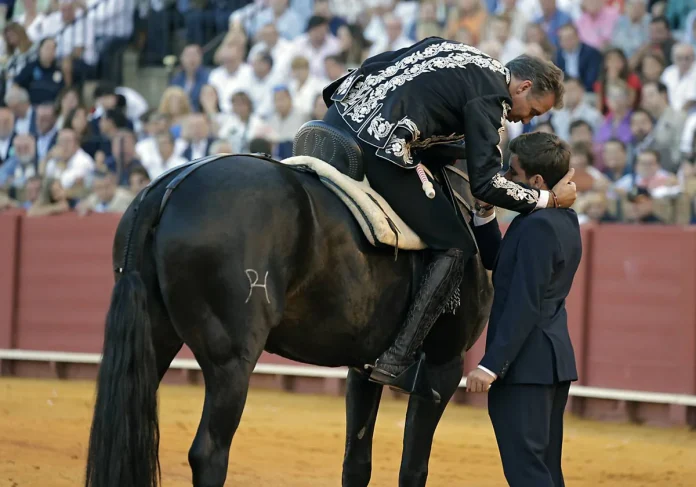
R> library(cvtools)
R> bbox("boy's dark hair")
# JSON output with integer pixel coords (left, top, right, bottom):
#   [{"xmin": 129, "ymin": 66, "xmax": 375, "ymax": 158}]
[
  {"xmin": 508, "ymin": 133, "xmax": 570, "ymax": 188},
  {"xmin": 506, "ymin": 55, "xmax": 566, "ymax": 109}
]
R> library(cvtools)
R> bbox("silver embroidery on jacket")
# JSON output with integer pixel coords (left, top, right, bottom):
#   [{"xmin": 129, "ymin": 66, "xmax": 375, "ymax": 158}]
[
  {"xmin": 367, "ymin": 115, "xmax": 394, "ymax": 140},
  {"xmin": 340, "ymin": 42, "xmax": 507, "ymax": 130},
  {"xmin": 384, "ymin": 135, "xmax": 414, "ymax": 165},
  {"xmin": 491, "ymin": 173, "xmax": 538, "ymax": 203},
  {"xmin": 336, "ymin": 72, "xmax": 357, "ymax": 96}
]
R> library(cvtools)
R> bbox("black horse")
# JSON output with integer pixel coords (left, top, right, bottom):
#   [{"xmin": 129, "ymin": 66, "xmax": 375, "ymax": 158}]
[{"xmin": 85, "ymin": 149, "xmax": 494, "ymax": 487}]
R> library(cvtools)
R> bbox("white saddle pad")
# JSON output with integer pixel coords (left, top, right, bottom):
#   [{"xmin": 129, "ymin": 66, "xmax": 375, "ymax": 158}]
[{"xmin": 281, "ymin": 156, "xmax": 427, "ymax": 250}]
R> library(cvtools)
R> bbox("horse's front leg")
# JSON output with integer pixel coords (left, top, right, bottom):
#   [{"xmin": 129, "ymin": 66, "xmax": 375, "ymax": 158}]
[
  {"xmin": 342, "ymin": 367, "xmax": 384, "ymax": 487},
  {"xmin": 399, "ymin": 356, "xmax": 464, "ymax": 487}
]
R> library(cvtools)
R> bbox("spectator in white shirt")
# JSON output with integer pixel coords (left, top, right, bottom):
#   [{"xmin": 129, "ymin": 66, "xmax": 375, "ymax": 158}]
[
  {"xmin": 551, "ymin": 77, "xmax": 603, "ymax": 141},
  {"xmin": 219, "ymin": 91, "xmax": 270, "ymax": 152},
  {"xmin": 4, "ymin": 85, "xmax": 32, "ymax": 135},
  {"xmin": 87, "ymin": 0, "xmax": 135, "ymax": 85},
  {"xmin": 75, "ymin": 171, "xmax": 134, "ymax": 216},
  {"xmin": 35, "ymin": 103, "xmax": 59, "ymax": 162},
  {"xmin": 0, "ymin": 107, "xmax": 15, "ymax": 163},
  {"xmin": 44, "ymin": 128, "xmax": 95, "ymax": 189},
  {"xmin": 247, "ymin": 23, "xmax": 294, "ymax": 80},
  {"xmin": 157, "ymin": 133, "xmax": 188, "ymax": 171},
  {"xmin": 495, "ymin": 0, "xmax": 530, "ymax": 41},
  {"xmin": 241, "ymin": 51, "xmax": 280, "ymax": 119},
  {"xmin": 288, "ymin": 55, "xmax": 328, "ymax": 118},
  {"xmin": 180, "ymin": 113, "xmax": 215, "ymax": 161},
  {"xmin": 251, "ymin": 0, "xmax": 306, "ymax": 40},
  {"xmin": 267, "ymin": 86, "xmax": 308, "ymax": 146},
  {"xmin": 366, "ymin": 14, "xmax": 413, "ymax": 58},
  {"xmin": 14, "ymin": 0, "xmax": 46, "ymax": 42},
  {"xmin": 136, "ymin": 112, "xmax": 174, "ymax": 178},
  {"xmin": 290, "ymin": 16, "xmax": 342, "ymax": 79},
  {"xmin": 487, "ymin": 14, "xmax": 526, "ymax": 64},
  {"xmin": 613, "ymin": 149, "xmax": 679, "ymax": 196},
  {"xmin": 209, "ymin": 44, "xmax": 253, "ymax": 114},
  {"xmin": 681, "ymin": 112, "xmax": 696, "ymax": 163},
  {"xmin": 660, "ymin": 43, "xmax": 696, "ymax": 112},
  {"xmin": 43, "ymin": 1, "xmax": 98, "ymax": 81},
  {"xmin": 268, "ymin": 86, "xmax": 309, "ymax": 159}
]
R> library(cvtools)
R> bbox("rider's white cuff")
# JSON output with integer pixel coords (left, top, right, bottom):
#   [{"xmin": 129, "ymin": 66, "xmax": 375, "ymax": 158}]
[
  {"xmin": 473, "ymin": 211, "xmax": 496, "ymax": 226},
  {"xmin": 478, "ymin": 365, "xmax": 497, "ymax": 379},
  {"xmin": 536, "ymin": 190, "xmax": 550, "ymax": 210}
]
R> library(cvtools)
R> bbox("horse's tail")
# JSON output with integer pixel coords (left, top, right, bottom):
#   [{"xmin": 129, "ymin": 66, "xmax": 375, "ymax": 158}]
[{"xmin": 86, "ymin": 192, "xmax": 164, "ymax": 487}]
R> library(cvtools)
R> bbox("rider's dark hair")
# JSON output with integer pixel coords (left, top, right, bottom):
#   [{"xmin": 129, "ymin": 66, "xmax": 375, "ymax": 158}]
[
  {"xmin": 506, "ymin": 55, "xmax": 565, "ymax": 109},
  {"xmin": 509, "ymin": 133, "xmax": 570, "ymax": 188}
]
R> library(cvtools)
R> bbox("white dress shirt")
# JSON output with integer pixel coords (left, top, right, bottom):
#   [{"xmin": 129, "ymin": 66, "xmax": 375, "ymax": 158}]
[
  {"xmin": 0, "ymin": 137, "xmax": 12, "ymax": 161},
  {"xmin": 37, "ymin": 126, "xmax": 58, "ymax": 161},
  {"xmin": 238, "ymin": 72, "xmax": 282, "ymax": 119},
  {"xmin": 660, "ymin": 64, "xmax": 696, "ymax": 112},
  {"xmin": 247, "ymin": 37, "xmax": 294, "ymax": 80},
  {"xmin": 163, "ymin": 154, "xmax": 188, "ymax": 171},
  {"xmin": 45, "ymin": 148, "xmax": 95, "ymax": 189},
  {"xmin": 208, "ymin": 63, "xmax": 254, "ymax": 113},
  {"xmin": 289, "ymin": 34, "xmax": 342, "ymax": 79},
  {"xmin": 14, "ymin": 106, "xmax": 33, "ymax": 135},
  {"xmin": 87, "ymin": 0, "xmax": 135, "ymax": 39},
  {"xmin": 680, "ymin": 112, "xmax": 696, "ymax": 156},
  {"xmin": 43, "ymin": 10, "xmax": 98, "ymax": 65},
  {"xmin": 289, "ymin": 75, "xmax": 329, "ymax": 118},
  {"xmin": 189, "ymin": 139, "xmax": 209, "ymax": 161}
]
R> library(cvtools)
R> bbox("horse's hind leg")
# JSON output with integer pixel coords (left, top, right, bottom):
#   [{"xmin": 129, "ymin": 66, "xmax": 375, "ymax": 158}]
[
  {"xmin": 188, "ymin": 353, "xmax": 260, "ymax": 487},
  {"xmin": 342, "ymin": 368, "xmax": 384, "ymax": 487},
  {"xmin": 399, "ymin": 357, "xmax": 464, "ymax": 487},
  {"xmin": 165, "ymin": 292, "xmax": 276, "ymax": 486}
]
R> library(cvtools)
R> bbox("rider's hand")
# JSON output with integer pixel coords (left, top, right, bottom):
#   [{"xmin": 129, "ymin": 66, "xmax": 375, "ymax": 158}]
[
  {"xmin": 550, "ymin": 168, "xmax": 576, "ymax": 208},
  {"xmin": 465, "ymin": 368, "xmax": 495, "ymax": 393}
]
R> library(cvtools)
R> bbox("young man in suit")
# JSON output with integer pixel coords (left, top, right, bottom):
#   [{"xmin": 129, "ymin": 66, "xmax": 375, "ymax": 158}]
[{"xmin": 465, "ymin": 132, "xmax": 582, "ymax": 487}]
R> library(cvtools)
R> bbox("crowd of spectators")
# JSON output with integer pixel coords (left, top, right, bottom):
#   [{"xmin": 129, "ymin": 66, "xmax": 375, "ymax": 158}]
[{"xmin": 0, "ymin": 0, "xmax": 695, "ymax": 225}]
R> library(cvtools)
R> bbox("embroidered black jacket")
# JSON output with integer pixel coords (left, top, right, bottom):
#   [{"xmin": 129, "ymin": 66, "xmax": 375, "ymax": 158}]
[{"xmin": 323, "ymin": 36, "xmax": 542, "ymax": 213}]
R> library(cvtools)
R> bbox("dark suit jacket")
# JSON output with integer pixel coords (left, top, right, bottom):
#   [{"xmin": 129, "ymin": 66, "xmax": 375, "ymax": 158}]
[
  {"xmin": 479, "ymin": 209, "xmax": 582, "ymax": 385},
  {"xmin": 555, "ymin": 44, "xmax": 603, "ymax": 92}
]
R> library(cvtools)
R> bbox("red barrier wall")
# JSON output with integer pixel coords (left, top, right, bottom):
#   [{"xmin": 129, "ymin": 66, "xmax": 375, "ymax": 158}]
[
  {"xmin": 0, "ymin": 212, "xmax": 20, "ymax": 351},
  {"xmin": 1, "ymin": 214, "xmax": 695, "ymax": 425},
  {"xmin": 14, "ymin": 214, "xmax": 121, "ymax": 353}
]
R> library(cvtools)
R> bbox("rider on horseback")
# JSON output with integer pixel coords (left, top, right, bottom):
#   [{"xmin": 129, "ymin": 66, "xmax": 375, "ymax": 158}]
[{"xmin": 320, "ymin": 37, "xmax": 577, "ymax": 392}]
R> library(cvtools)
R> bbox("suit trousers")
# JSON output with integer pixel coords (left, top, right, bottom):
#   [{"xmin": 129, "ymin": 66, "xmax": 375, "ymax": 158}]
[{"xmin": 487, "ymin": 381, "xmax": 571, "ymax": 487}]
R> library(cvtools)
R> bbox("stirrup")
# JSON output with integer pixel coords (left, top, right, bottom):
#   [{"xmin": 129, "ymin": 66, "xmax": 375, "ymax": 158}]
[{"xmin": 368, "ymin": 353, "xmax": 441, "ymax": 403}]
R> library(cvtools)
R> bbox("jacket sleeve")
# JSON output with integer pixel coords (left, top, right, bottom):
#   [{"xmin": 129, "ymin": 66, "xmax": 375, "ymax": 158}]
[
  {"xmin": 478, "ymin": 217, "xmax": 559, "ymax": 377},
  {"xmin": 472, "ymin": 217, "xmax": 502, "ymax": 271},
  {"xmin": 463, "ymin": 95, "xmax": 545, "ymax": 214}
]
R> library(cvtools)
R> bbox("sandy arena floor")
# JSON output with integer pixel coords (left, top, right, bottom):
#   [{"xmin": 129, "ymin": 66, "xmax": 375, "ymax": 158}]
[{"xmin": 1, "ymin": 378, "xmax": 695, "ymax": 486}]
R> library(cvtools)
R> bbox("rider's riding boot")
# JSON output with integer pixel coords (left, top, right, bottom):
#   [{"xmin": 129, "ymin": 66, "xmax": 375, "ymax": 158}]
[{"xmin": 369, "ymin": 248, "xmax": 467, "ymax": 389}]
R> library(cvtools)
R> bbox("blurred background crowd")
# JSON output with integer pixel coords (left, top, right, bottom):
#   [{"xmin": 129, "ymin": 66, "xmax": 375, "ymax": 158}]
[{"xmin": 0, "ymin": 0, "xmax": 694, "ymax": 225}]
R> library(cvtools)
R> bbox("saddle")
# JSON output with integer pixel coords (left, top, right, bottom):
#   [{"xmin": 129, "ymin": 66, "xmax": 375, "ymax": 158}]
[{"xmin": 290, "ymin": 121, "xmax": 474, "ymax": 251}]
